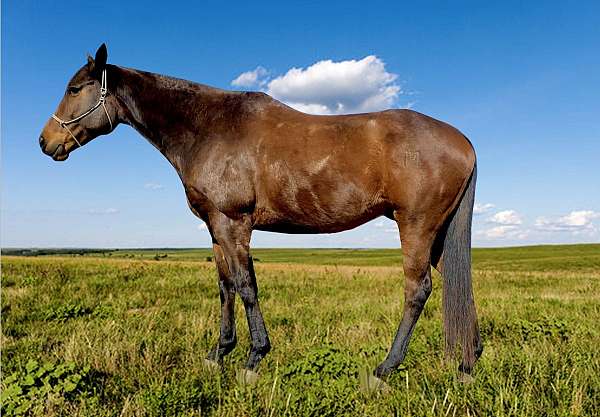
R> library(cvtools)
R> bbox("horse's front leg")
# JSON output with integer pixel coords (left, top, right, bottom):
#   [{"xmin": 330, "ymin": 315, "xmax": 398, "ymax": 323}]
[
  {"xmin": 209, "ymin": 213, "xmax": 271, "ymax": 371},
  {"xmin": 206, "ymin": 242, "xmax": 237, "ymax": 363},
  {"xmin": 239, "ymin": 254, "xmax": 271, "ymax": 370}
]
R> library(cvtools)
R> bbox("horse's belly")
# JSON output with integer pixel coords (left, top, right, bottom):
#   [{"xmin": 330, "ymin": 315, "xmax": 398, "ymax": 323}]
[
  {"xmin": 252, "ymin": 199, "xmax": 387, "ymax": 234},
  {"xmin": 253, "ymin": 152, "xmax": 388, "ymax": 233}
]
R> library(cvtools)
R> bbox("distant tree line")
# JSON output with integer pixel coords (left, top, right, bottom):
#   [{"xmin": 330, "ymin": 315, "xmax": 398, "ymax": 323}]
[{"xmin": 1, "ymin": 248, "xmax": 113, "ymax": 257}]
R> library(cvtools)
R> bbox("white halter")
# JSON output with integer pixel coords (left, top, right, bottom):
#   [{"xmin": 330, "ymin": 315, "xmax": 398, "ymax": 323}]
[{"xmin": 51, "ymin": 69, "xmax": 113, "ymax": 147}]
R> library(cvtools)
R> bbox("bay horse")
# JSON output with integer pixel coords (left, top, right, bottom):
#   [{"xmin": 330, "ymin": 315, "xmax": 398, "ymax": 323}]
[{"xmin": 39, "ymin": 44, "xmax": 482, "ymax": 384}]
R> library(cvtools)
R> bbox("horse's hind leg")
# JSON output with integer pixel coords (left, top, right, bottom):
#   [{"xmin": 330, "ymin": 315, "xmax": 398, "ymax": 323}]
[
  {"xmin": 206, "ymin": 242, "xmax": 238, "ymax": 363},
  {"xmin": 375, "ymin": 216, "xmax": 436, "ymax": 377}
]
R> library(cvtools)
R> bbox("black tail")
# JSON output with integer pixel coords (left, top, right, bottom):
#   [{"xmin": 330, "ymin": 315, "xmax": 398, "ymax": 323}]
[{"xmin": 441, "ymin": 162, "xmax": 480, "ymax": 372}]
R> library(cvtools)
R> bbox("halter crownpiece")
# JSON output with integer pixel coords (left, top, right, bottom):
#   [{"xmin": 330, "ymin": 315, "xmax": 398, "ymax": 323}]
[{"xmin": 51, "ymin": 69, "xmax": 113, "ymax": 148}]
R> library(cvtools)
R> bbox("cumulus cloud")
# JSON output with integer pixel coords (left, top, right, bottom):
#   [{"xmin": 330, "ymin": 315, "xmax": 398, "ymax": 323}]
[
  {"xmin": 372, "ymin": 219, "xmax": 397, "ymax": 233},
  {"xmin": 489, "ymin": 210, "xmax": 522, "ymax": 225},
  {"xmin": 144, "ymin": 182, "xmax": 164, "ymax": 190},
  {"xmin": 476, "ymin": 209, "xmax": 527, "ymax": 240},
  {"xmin": 373, "ymin": 220, "xmax": 387, "ymax": 228},
  {"xmin": 478, "ymin": 225, "xmax": 529, "ymax": 240},
  {"xmin": 87, "ymin": 208, "xmax": 119, "ymax": 215},
  {"xmin": 231, "ymin": 66, "xmax": 269, "ymax": 88},
  {"xmin": 474, "ymin": 203, "xmax": 495, "ymax": 215},
  {"xmin": 535, "ymin": 210, "xmax": 600, "ymax": 233},
  {"xmin": 231, "ymin": 56, "xmax": 402, "ymax": 115},
  {"xmin": 286, "ymin": 102, "xmax": 332, "ymax": 115}
]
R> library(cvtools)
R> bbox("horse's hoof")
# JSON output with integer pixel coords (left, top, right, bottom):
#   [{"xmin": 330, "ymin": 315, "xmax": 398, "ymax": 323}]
[
  {"xmin": 458, "ymin": 372, "xmax": 474, "ymax": 384},
  {"xmin": 236, "ymin": 368, "xmax": 260, "ymax": 385},
  {"xmin": 203, "ymin": 359, "xmax": 220, "ymax": 372},
  {"xmin": 359, "ymin": 369, "xmax": 392, "ymax": 395}
]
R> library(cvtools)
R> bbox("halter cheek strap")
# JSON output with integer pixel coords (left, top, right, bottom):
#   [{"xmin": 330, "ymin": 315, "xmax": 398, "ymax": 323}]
[{"xmin": 51, "ymin": 69, "xmax": 113, "ymax": 148}]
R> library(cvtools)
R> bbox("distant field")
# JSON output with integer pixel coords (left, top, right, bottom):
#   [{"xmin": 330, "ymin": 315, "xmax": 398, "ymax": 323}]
[
  {"xmin": 2, "ymin": 244, "xmax": 599, "ymax": 416},
  {"xmin": 4, "ymin": 243, "xmax": 600, "ymax": 269}
]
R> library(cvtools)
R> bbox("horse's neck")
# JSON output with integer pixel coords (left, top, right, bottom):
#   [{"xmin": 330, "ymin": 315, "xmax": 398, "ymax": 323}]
[{"xmin": 111, "ymin": 65, "xmax": 226, "ymax": 172}]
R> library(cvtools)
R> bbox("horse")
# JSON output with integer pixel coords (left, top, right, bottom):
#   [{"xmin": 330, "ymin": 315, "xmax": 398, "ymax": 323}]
[{"xmin": 39, "ymin": 44, "xmax": 482, "ymax": 385}]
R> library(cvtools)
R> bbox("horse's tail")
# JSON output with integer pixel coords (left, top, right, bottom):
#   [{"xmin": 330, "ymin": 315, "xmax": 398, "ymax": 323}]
[{"xmin": 441, "ymin": 161, "xmax": 479, "ymax": 372}]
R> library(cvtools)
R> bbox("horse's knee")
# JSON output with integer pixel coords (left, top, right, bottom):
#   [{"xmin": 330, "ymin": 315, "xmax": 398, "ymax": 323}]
[{"xmin": 237, "ymin": 284, "xmax": 257, "ymax": 305}]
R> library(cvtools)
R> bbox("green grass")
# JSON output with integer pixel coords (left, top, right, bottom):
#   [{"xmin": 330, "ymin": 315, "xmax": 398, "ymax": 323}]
[
  {"xmin": 2, "ymin": 244, "xmax": 599, "ymax": 416},
  {"xmin": 5, "ymin": 243, "xmax": 600, "ymax": 269}
]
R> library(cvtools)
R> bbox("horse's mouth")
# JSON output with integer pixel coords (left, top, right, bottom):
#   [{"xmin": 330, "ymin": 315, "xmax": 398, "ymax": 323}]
[{"xmin": 51, "ymin": 145, "xmax": 69, "ymax": 161}]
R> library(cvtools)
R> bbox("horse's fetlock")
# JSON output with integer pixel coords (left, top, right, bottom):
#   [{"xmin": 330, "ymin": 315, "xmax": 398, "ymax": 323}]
[
  {"xmin": 254, "ymin": 339, "xmax": 271, "ymax": 356},
  {"xmin": 221, "ymin": 333, "xmax": 237, "ymax": 349}
]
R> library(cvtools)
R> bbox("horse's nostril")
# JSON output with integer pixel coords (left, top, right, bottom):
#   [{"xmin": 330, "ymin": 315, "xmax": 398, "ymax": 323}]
[{"xmin": 39, "ymin": 136, "xmax": 46, "ymax": 148}]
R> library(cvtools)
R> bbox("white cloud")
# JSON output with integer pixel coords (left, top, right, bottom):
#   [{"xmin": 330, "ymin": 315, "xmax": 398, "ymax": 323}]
[
  {"xmin": 535, "ymin": 210, "xmax": 600, "ymax": 233},
  {"xmin": 489, "ymin": 210, "xmax": 522, "ymax": 225},
  {"xmin": 477, "ymin": 225, "xmax": 529, "ymax": 240},
  {"xmin": 231, "ymin": 55, "xmax": 402, "ymax": 115},
  {"xmin": 372, "ymin": 219, "xmax": 397, "ymax": 233},
  {"xmin": 87, "ymin": 208, "xmax": 119, "ymax": 215},
  {"xmin": 474, "ymin": 203, "xmax": 495, "ymax": 215},
  {"xmin": 231, "ymin": 66, "xmax": 269, "ymax": 88},
  {"xmin": 477, "ymin": 209, "xmax": 527, "ymax": 240},
  {"xmin": 144, "ymin": 182, "xmax": 164, "ymax": 190},
  {"xmin": 481, "ymin": 225, "xmax": 515, "ymax": 238},
  {"xmin": 285, "ymin": 102, "xmax": 332, "ymax": 115}
]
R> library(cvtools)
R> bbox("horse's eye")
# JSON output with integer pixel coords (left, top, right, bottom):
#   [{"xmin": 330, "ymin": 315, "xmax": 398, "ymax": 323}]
[{"xmin": 67, "ymin": 86, "xmax": 82, "ymax": 95}]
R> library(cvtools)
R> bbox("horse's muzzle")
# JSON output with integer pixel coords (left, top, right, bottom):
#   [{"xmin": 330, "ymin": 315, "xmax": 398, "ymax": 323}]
[{"xmin": 39, "ymin": 135, "xmax": 69, "ymax": 161}]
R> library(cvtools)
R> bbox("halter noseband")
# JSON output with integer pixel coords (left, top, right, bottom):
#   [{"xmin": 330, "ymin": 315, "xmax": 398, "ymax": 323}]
[{"xmin": 51, "ymin": 69, "xmax": 113, "ymax": 148}]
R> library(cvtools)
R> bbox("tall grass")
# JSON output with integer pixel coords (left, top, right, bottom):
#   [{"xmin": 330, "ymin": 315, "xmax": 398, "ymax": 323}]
[{"xmin": 1, "ymin": 245, "xmax": 599, "ymax": 416}]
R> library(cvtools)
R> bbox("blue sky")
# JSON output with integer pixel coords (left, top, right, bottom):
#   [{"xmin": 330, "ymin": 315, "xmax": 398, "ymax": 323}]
[{"xmin": 2, "ymin": 1, "xmax": 599, "ymax": 248}]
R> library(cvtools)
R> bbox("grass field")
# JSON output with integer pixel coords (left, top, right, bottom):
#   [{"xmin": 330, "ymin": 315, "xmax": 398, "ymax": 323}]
[{"xmin": 2, "ymin": 244, "xmax": 599, "ymax": 416}]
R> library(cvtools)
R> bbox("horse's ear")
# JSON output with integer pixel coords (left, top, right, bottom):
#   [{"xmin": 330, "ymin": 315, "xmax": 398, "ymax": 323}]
[{"xmin": 90, "ymin": 43, "xmax": 108, "ymax": 77}]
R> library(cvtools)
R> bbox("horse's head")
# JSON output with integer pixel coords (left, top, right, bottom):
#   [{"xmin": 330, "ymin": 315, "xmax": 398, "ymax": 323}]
[{"xmin": 40, "ymin": 44, "xmax": 119, "ymax": 161}]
